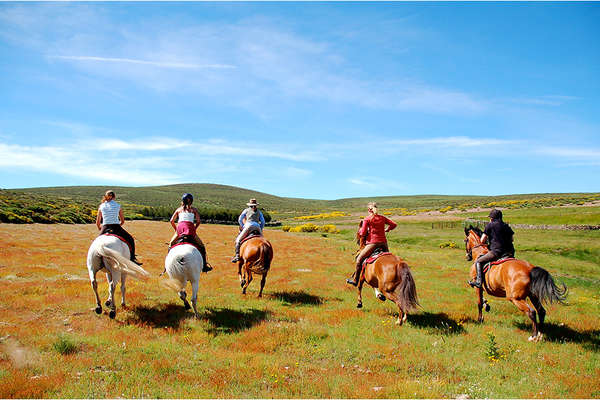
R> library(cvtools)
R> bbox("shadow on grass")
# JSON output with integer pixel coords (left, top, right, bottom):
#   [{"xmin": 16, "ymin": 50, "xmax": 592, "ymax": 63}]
[
  {"xmin": 201, "ymin": 307, "xmax": 271, "ymax": 335},
  {"xmin": 407, "ymin": 312, "xmax": 467, "ymax": 335},
  {"xmin": 269, "ymin": 290, "xmax": 324, "ymax": 306},
  {"xmin": 514, "ymin": 321, "xmax": 600, "ymax": 351},
  {"xmin": 124, "ymin": 303, "xmax": 189, "ymax": 330}
]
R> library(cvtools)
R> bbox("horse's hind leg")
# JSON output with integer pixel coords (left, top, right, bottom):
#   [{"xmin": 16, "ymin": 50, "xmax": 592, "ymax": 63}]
[
  {"xmin": 510, "ymin": 298, "xmax": 539, "ymax": 341},
  {"xmin": 107, "ymin": 271, "xmax": 119, "ymax": 319},
  {"xmin": 120, "ymin": 274, "xmax": 127, "ymax": 308},
  {"xmin": 191, "ymin": 279, "xmax": 200, "ymax": 318},
  {"xmin": 179, "ymin": 289, "xmax": 191, "ymax": 310},
  {"xmin": 238, "ymin": 261, "xmax": 245, "ymax": 287},
  {"xmin": 385, "ymin": 291, "xmax": 405, "ymax": 326},
  {"xmin": 89, "ymin": 269, "xmax": 102, "ymax": 315},
  {"xmin": 529, "ymin": 294, "xmax": 546, "ymax": 340},
  {"xmin": 242, "ymin": 270, "xmax": 253, "ymax": 295},
  {"xmin": 258, "ymin": 272, "xmax": 267, "ymax": 298}
]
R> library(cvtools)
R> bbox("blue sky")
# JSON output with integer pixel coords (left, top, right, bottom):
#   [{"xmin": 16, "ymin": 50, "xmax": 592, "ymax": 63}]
[{"xmin": 1, "ymin": 2, "xmax": 599, "ymax": 199}]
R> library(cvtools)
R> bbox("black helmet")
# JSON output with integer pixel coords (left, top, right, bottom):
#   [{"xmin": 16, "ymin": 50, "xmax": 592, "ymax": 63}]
[
  {"xmin": 488, "ymin": 209, "xmax": 502, "ymax": 220},
  {"xmin": 182, "ymin": 193, "xmax": 193, "ymax": 204}
]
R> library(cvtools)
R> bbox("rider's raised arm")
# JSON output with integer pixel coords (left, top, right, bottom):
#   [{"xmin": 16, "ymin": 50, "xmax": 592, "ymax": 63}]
[{"xmin": 119, "ymin": 208, "xmax": 125, "ymax": 226}]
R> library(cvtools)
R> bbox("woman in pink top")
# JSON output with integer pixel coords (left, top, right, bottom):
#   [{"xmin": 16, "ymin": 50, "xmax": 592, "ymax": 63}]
[
  {"xmin": 169, "ymin": 193, "xmax": 212, "ymax": 272},
  {"xmin": 346, "ymin": 202, "xmax": 397, "ymax": 286}
]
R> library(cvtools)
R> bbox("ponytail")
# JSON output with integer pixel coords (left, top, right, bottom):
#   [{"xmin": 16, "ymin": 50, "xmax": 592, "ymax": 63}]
[{"xmin": 102, "ymin": 190, "xmax": 115, "ymax": 203}]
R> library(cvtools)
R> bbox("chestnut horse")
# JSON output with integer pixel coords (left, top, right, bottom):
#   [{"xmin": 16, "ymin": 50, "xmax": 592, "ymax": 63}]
[
  {"xmin": 464, "ymin": 227, "xmax": 567, "ymax": 341},
  {"xmin": 354, "ymin": 223, "xmax": 419, "ymax": 325},
  {"xmin": 237, "ymin": 235, "xmax": 273, "ymax": 297}
]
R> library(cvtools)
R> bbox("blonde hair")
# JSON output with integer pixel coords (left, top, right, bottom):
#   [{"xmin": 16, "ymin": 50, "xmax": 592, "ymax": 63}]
[
  {"xmin": 102, "ymin": 190, "xmax": 115, "ymax": 203},
  {"xmin": 367, "ymin": 202, "xmax": 378, "ymax": 215}
]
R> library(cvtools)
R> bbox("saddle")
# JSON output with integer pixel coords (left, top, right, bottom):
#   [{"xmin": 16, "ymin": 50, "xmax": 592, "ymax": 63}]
[
  {"xmin": 169, "ymin": 234, "xmax": 202, "ymax": 253},
  {"xmin": 240, "ymin": 232, "xmax": 262, "ymax": 245},
  {"xmin": 483, "ymin": 255, "xmax": 516, "ymax": 274},
  {"xmin": 363, "ymin": 248, "xmax": 392, "ymax": 266}
]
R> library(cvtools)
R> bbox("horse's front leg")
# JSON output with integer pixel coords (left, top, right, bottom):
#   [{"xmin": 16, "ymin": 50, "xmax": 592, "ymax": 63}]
[
  {"xmin": 356, "ymin": 279, "xmax": 364, "ymax": 309},
  {"xmin": 238, "ymin": 260, "xmax": 245, "ymax": 288},
  {"xmin": 258, "ymin": 272, "xmax": 267, "ymax": 298},
  {"xmin": 106, "ymin": 271, "xmax": 119, "ymax": 319},
  {"xmin": 242, "ymin": 269, "xmax": 253, "ymax": 295},
  {"xmin": 476, "ymin": 287, "xmax": 484, "ymax": 323},
  {"xmin": 105, "ymin": 271, "xmax": 114, "ymax": 308}
]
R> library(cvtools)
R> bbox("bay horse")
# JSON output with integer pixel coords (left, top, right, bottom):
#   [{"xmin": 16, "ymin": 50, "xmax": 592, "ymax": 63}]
[
  {"xmin": 86, "ymin": 235, "xmax": 149, "ymax": 319},
  {"xmin": 163, "ymin": 243, "xmax": 204, "ymax": 318},
  {"xmin": 354, "ymin": 222, "xmax": 419, "ymax": 325},
  {"xmin": 237, "ymin": 235, "xmax": 273, "ymax": 297},
  {"xmin": 464, "ymin": 227, "xmax": 567, "ymax": 341}
]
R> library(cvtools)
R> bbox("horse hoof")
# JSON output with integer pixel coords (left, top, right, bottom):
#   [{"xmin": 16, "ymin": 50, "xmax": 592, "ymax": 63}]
[
  {"xmin": 356, "ymin": 303, "xmax": 363, "ymax": 309},
  {"xmin": 240, "ymin": 280, "xmax": 246, "ymax": 288},
  {"xmin": 184, "ymin": 302, "xmax": 191, "ymax": 310},
  {"xmin": 95, "ymin": 306, "xmax": 102, "ymax": 314},
  {"xmin": 377, "ymin": 294, "xmax": 386, "ymax": 302},
  {"xmin": 105, "ymin": 300, "xmax": 112, "ymax": 307},
  {"xmin": 484, "ymin": 303, "xmax": 490, "ymax": 312},
  {"xmin": 109, "ymin": 310, "xmax": 116, "ymax": 319}
]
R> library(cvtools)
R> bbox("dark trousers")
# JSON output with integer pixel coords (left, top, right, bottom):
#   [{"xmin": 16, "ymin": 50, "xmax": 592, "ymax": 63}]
[
  {"xmin": 100, "ymin": 224, "xmax": 136, "ymax": 261},
  {"xmin": 476, "ymin": 251, "xmax": 497, "ymax": 266}
]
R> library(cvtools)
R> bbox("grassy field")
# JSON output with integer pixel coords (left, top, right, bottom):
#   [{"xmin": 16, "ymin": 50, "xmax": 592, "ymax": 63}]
[{"xmin": 0, "ymin": 209, "xmax": 598, "ymax": 398}]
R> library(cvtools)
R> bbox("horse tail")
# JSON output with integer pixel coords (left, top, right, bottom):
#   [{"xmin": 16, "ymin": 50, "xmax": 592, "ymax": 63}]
[
  {"xmin": 530, "ymin": 266, "xmax": 567, "ymax": 305},
  {"xmin": 396, "ymin": 264, "xmax": 419, "ymax": 312},
  {"xmin": 97, "ymin": 245, "xmax": 150, "ymax": 281}
]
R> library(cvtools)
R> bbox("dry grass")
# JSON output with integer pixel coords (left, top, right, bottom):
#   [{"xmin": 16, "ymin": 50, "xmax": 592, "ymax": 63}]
[{"xmin": 0, "ymin": 220, "xmax": 598, "ymax": 398}]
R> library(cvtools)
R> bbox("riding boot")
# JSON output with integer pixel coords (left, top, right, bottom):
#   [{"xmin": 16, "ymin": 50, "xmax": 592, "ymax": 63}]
[
  {"xmin": 231, "ymin": 241, "xmax": 241, "ymax": 263},
  {"xmin": 468, "ymin": 261, "xmax": 483, "ymax": 288},
  {"xmin": 346, "ymin": 263, "xmax": 363, "ymax": 286}
]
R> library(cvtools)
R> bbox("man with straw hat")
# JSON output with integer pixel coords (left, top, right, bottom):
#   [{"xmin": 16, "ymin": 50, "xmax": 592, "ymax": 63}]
[{"xmin": 231, "ymin": 198, "xmax": 266, "ymax": 263}]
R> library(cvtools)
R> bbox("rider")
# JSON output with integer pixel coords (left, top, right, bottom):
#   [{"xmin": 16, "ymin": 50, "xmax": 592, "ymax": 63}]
[
  {"xmin": 346, "ymin": 202, "xmax": 397, "ymax": 286},
  {"xmin": 96, "ymin": 190, "xmax": 141, "ymax": 265},
  {"xmin": 169, "ymin": 193, "xmax": 212, "ymax": 272},
  {"xmin": 468, "ymin": 208, "xmax": 515, "ymax": 288},
  {"xmin": 231, "ymin": 198, "xmax": 265, "ymax": 263}
]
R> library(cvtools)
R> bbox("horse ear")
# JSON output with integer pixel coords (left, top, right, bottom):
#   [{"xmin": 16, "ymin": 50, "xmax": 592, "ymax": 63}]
[{"xmin": 464, "ymin": 227, "xmax": 470, "ymax": 236}]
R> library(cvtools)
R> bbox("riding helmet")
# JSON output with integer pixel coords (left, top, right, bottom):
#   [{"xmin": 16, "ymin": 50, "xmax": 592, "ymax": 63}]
[{"xmin": 182, "ymin": 193, "xmax": 194, "ymax": 203}]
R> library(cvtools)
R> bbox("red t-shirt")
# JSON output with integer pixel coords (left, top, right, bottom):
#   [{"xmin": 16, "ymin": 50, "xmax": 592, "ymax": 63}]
[{"xmin": 359, "ymin": 214, "xmax": 397, "ymax": 244}]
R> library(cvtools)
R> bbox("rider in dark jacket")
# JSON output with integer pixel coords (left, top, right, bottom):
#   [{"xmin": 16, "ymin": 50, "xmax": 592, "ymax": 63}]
[{"xmin": 468, "ymin": 209, "xmax": 515, "ymax": 288}]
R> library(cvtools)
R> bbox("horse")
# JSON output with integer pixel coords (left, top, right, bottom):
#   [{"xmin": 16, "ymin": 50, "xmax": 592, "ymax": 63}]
[
  {"xmin": 163, "ymin": 243, "xmax": 204, "ymax": 318},
  {"xmin": 464, "ymin": 227, "xmax": 567, "ymax": 342},
  {"xmin": 237, "ymin": 235, "xmax": 273, "ymax": 297},
  {"xmin": 86, "ymin": 234, "xmax": 149, "ymax": 319},
  {"xmin": 353, "ymin": 222, "xmax": 419, "ymax": 325}
]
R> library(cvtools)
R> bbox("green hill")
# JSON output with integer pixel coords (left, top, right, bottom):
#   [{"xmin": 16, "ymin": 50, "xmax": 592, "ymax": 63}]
[{"xmin": 1, "ymin": 183, "xmax": 599, "ymax": 224}]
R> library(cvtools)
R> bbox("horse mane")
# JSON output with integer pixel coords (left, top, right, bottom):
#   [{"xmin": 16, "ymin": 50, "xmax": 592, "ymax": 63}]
[{"xmin": 464, "ymin": 226, "xmax": 483, "ymax": 238}]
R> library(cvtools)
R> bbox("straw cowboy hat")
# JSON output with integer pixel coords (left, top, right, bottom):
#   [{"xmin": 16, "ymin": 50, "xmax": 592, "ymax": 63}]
[{"xmin": 247, "ymin": 198, "xmax": 260, "ymax": 206}]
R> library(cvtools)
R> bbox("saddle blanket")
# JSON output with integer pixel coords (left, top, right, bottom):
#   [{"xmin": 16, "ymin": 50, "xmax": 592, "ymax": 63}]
[
  {"xmin": 483, "ymin": 257, "xmax": 516, "ymax": 274},
  {"xmin": 102, "ymin": 233, "xmax": 132, "ymax": 253},
  {"xmin": 169, "ymin": 235, "xmax": 202, "ymax": 253},
  {"xmin": 364, "ymin": 251, "xmax": 393, "ymax": 265}
]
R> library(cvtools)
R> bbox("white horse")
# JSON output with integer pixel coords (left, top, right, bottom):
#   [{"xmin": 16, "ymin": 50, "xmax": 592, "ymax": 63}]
[
  {"xmin": 163, "ymin": 244, "xmax": 204, "ymax": 318},
  {"xmin": 87, "ymin": 235, "xmax": 149, "ymax": 319}
]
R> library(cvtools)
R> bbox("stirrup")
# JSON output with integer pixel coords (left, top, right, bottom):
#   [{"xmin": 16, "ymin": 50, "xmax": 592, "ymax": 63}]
[
  {"xmin": 346, "ymin": 278, "xmax": 358, "ymax": 287},
  {"xmin": 468, "ymin": 279, "xmax": 482, "ymax": 288}
]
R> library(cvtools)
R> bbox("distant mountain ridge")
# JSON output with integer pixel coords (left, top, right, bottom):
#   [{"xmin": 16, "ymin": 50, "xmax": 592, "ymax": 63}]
[{"xmin": 8, "ymin": 183, "xmax": 600, "ymax": 215}]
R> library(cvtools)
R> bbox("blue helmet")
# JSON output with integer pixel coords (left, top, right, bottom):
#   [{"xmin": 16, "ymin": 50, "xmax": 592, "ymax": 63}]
[{"xmin": 182, "ymin": 193, "xmax": 193, "ymax": 204}]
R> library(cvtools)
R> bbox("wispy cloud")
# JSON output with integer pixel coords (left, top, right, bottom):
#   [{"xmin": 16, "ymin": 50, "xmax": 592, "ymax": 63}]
[
  {"xmin": 388, "ymin": 136, "xmax": 517, "ymax": 148},
  {"xmin": 537, "ymin": 146, "xmax": 600, "ymax": 159},
  {"xmin": 348, "ymin": 177, "xmax": 407, "ymax": 192},
  {"xmin": 51, "ymin": 55, "xmax": 236, "ymax": 70},
  {"xmin": 506, "ymin": 95, "xmax": 579, "ymax": 107}
]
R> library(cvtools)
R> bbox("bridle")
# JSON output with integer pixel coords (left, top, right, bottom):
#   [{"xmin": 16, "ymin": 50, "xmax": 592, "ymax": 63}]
[{"xmin": 464, "ymin": 234, "xmax": 487, "ymax": 260}]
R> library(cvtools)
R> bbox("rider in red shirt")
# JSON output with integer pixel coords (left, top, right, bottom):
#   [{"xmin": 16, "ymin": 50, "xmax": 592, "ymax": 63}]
[{"xmin": 346, "ymin": 202, "xmax": 397, "ymax": 286}]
